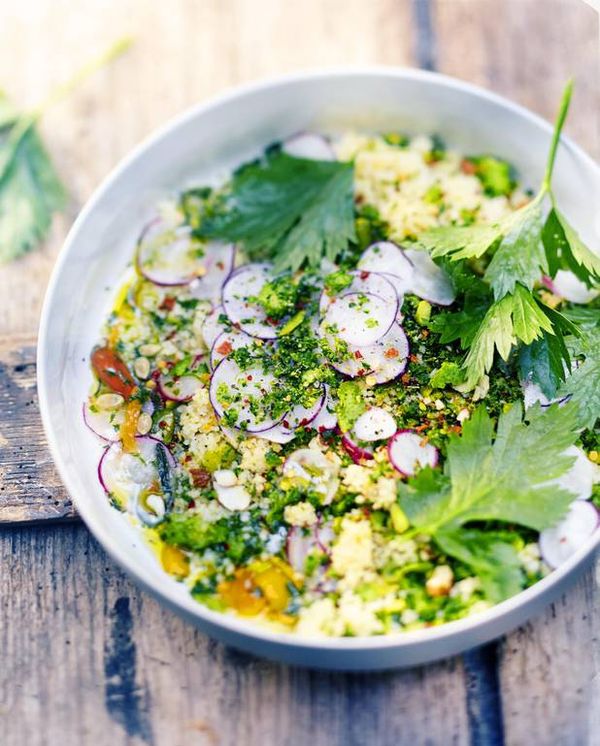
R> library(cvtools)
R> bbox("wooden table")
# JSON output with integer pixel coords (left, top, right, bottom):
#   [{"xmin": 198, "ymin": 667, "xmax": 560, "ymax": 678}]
[{"xmin": 1, "ymin": 1, "xmax": 599, "ymax": 744}]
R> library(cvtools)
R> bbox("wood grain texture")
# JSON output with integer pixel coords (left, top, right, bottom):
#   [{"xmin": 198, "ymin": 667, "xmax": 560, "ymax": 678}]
[
  {"xmin": 0, "ymin": 335, "xmax": 75, "ymax": 523},
  {"xmin": 0, "ymin": 0, "xmax": 599, "ymax": 744}
]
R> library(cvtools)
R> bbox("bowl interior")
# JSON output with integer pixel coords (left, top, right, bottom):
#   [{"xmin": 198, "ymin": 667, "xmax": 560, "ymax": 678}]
[{"xmin": 38, "ymin": 69, "xmax": 600, "ymax": 664}]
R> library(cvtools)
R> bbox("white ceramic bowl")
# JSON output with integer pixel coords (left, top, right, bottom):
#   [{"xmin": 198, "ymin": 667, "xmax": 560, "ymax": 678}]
[{"xmin": 38, "ymin": 68, "xmax": 600, "ymax": 670}]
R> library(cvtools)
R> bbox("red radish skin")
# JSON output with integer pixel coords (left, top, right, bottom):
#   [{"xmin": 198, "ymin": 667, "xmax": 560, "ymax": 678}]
[{"xmin": 388, "ymin": 430, "xmax": 439, "ymax": 477}]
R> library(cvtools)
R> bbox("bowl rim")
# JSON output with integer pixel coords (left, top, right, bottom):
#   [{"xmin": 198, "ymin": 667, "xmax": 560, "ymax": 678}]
[{"xmin": 37, "ymin": 65, "xmax": 600, "ymax": 652}]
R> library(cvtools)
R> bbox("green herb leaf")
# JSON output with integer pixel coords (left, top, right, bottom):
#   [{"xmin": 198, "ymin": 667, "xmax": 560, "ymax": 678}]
[
  {"xmin": 398, "ymin": 402, "xmax": 579, "ymax": 535},
  {"xmin": 557, "ymin": 325, "xmax": 600, "ymax": 429},
  {"xmin": 0, "ymin": 99, "xmax": 65, "ymax": 262},
  {"xmin": 435, "ymin": 527, "xmax": 523, "ymax": 602},
  {"xmin": 518, "ymin": 332, "xmax": 566, "ymax": 399},
  {"xmin": 542, "ymin": 207, "xmax": 600, "ymax": 287},
  {"xmin": 484, "ymin": 197, "xmax": 546, "ymax": 299},
  {"xmin": 198, "ymin": 152, "xmax": 355, "ymax": 272},
  {"xmin": 462, "ymin": 285, "xmax": 554, "ymax": 387},
  {"xmin": 335, "ymin": 379, "xmax": 365, "ymax": 433}
]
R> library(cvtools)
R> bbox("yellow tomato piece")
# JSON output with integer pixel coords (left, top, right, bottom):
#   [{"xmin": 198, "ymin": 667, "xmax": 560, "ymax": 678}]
[
  {"xmin": 119, "ymin": 399, "xmax": 141, "ymax": 452},
  {"xmin": 161, "ymin": 545, "xmax": 190, "ymax": 578},
  {"xmin": 218, "ymin": 569, "xmax": 266, "ymax": 616}
]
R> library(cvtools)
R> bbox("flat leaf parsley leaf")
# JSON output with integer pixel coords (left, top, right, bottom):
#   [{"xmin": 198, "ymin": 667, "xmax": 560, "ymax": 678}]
[
  {"xmin": 198, "ymin": 151, "xmax": 356, "ymax": 272},
  {"xmin": 420, "ymin": 81, "xmax": 597, "ymax": 389},
  {"xmin": 398, "ymin": 403, "xmax": 580, "ymax": 599}
]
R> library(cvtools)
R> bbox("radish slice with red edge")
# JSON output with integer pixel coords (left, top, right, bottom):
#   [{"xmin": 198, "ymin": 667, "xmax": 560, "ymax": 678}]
[
  {"xmin": 202, "ymin": 304, "xmax": 229, "ymax": 349},
  {"xmin": 539, "ymin": 501, "xmax": 599, "ymax": 569},
  {"xmin": 330, "ymin": 322, "xmax": 409, "ymax": 384},
  {"xmin": 341, "ymin": 432, "xmax": 374, "ymax": 463},
  {"xmin": 388, "ymin": 430, "xmax": 439, "ymax": 476},
  {"xmin": 358, "ymin": 242, "xmax": 414, "ymax": 294},
  {"xmin": 542, "ymin": 270, "xmax": 599, "ymax": 304},
  {"xmin": 83, "ymin": 402, "xmax": 123, "ymax": 442},
  {"xmin": 98, "ymin": 435, "xmax": 176, "ymax": 503},
  {"xmin": 189, "ymin": 241, "xmax": 236, "ymax": 303},
  {"xmin": 403, "ymin": 248, "xmax": 456, "ymax": 306},
  {"xmin": 320, "ymin": 291, "xmax": 396, "ymax": 347},
  {"xmin": 282, "ymin": 132, "xmax": 335, "ymax": 161},
  {"xmin": 352, "ymin": 407, "xmax": 397, "ymax": 442},
  {"xmin": 137, "ymin": 220, "xmax": 203, "ymax": 286},
  {"xmin": 309, "ymin": 385, "xmax": 338, "ymax": 431},
  {"xmin": 210, "ymin": 328, "xmax": 257, "ymax": 369},
  {"xmin": 158, "ymin": 373, "xmax": 202, "ymax": 402},
  {"xmin": 222, "ymin": 263, "xmax": 280, "ymax": 339},
  {"xmin": 279, "ymin": 387, "xmax": 326, "ymax": 432},
  {"xmin": 209, "ymin": 357, "xmax": 282, "ymax": 433},
  {"xmin": 319, "ymin": 270, "xmax": 399, "ymax": 316}
]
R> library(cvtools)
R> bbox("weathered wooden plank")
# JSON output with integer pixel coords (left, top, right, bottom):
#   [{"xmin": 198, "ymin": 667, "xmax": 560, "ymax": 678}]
[
  {"xmin": 0, "ymin": 523, "xmax": 472, "ymax": 746},
  {"xmin": 0, "ymin": 335, "xmax": 75, "ymax": 523}
]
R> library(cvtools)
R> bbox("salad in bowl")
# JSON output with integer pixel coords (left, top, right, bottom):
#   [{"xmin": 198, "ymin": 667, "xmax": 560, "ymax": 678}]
[{"xmin": 83, "ymin": 82, "xmax": 599, "ymax": 639}]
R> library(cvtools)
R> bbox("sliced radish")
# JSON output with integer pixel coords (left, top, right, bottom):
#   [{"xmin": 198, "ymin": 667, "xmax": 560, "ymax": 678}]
[
  {"xmin": 279, "ymin": 387, "xmax": 326, "ymax": 432},
  {"xmin": 98, "ymin": 436, "xmax": 176, "ymax": 512},
  {"xmin": 358, "ymin": 242, "xmax": 415, "ymax": 294},
  {"xmin": 283, "ymin": 449, "xmax": 340, "ymax": 504},
  {"xmin": 209, "ymin": 357, "xmax": 281, "ymax": 433},
  {"xmin": 319, "ymin": 270, "xmax": 399, "ymax": 316},
  {"xmin": 543, "ymin": 270, "xmax": 599, "ymax": 304},
  {"xmin": 137, "ymin": 220, "xmax": 203, "ymax": 286},
  {"xmin": 388, "ymin": 430, "xmax": 439, "ymax": 477},
  {"xmin": 210, "ymin": 328, "xmax": 257, "ymax": 368},
  {"xmin": 253, "ymin": 423, "xmax": 296, "ymax": 444},
  {"xmin": 158, "ymin": 374, "xmax": 202, "ymax": 402},
  {"xmin": 522, "ymin": 380, "xmax": 572, "ymax": 410},
  {"xmin": 341, "ymin": 432, "xmax": 374, "ymax": 463},
  {"xmin": 189, "ymin": 241, "xmax": 236, "ymax": 303},
  {"xmin": 308, "ymin": 385, "xmax": 338, "ymax": 431},
  {"xmin": 83, "ymin": 401, "xmax": 123, "ymax": 442},
  {"xmin": 286, "ymin": 526, "xmax": 318, "ymax": 573},
  {"xmin": 215, "ymin": 483, "xmax": 251, "ymax": 511},
  {"xmin": 331, "ymin": 322, "xmax": 409, "ymax": 384},
  {"xmin": 282, "ymin": 132, "xmax": 335, "ymax": 161},
  {"xmin": 352, "ymin": 407, "xmax": 397, "ymax": 442},
  {"xmin": 544, "ymin": 446, "xmax": 599, "ymax": 501},
  {"xmin": 202, "ymin": 304, "xmax": 229, "ymax": 349},
  {"xmin": 320, "ymin": 291, "xmax": 396, "ymax": 347},
  {"xmin": 222, "ymin": 263, "xmax": 279, "ymax": 339},
  {"xmin": 403, "ymin": 248, "xmax": 456, "ymax": 306},
  {"xmin": 539, "ymin": 501, "xmax": 599, "ymax": 569}
]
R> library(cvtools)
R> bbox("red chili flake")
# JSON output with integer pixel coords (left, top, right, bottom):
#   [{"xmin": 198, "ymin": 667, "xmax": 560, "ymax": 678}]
[
  {"xmin": 188, "ymin": 500, "xmax": 196, "ymax": 509},
  {"xmin": 384, "ymin": 347, "xmax": 399, "ymax": 359},
  {"xmin": 217, "ymin": 261, "xmax": 224, "ymax": 270},
  {"xmin": 460, "ymin": 158, "xmax": 477, "ymax": 175},
  {"xmin": 159, "ymin": 296, "xmax": 176, "ymax": 311},
  {"xmin": 247, "ymin": 374, "xmax": 253, "ymax": 381},
  {"xmin": 354, "ymin": 350, "xmax": 364, "ymax": 360},
  {"xmin": 409, "ymin": 354, "xmax": 418, "ymax": 363},
  {"xmin": 216, "ymin": 340, "xmax": 233, "ymax": 355},
  {"xmin": 414, "ymin": 423, "xmax": 429, "ymax": 433},
  {"xmin": 282, "ymin": 420, "xmax": 290, "ymax": 429},
  {"xmin": 401, "ymin": 373, "xmax": 411, "ymax": 385},
  {"xmin": 189, "ymin": 467, "xmax": 211, "ymax": 488},
  {"xmin": 359, "ymin": 271, "xmax": 370, "ymax": 280}
]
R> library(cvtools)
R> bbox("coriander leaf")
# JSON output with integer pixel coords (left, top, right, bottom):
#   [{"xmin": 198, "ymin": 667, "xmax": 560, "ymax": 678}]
[
  {"xmin": 542, "ymin": 207, "xmax": 600, "ymax": 287},
  {"xmin": 335, "ymin": 380, "xmax": 366, "ymax": 433},
  {"xmin": 398, "ymin": 402, "xmax": 579, "ymax": 535},
  {"xmin": 198, "ymin": 152, "xmax": 355, "ymax": 272},
  {"xmin": 557, "ymin": 325, "xmax": 600, "ymax": 429},
  {"xmin": 435, "ymin": 527, "xmax": 524, "ymax": 602},
  {"xmin": 0, "ymin": 101, "xmax": 65, "ymax": 262},
  {"xmin": 484, "ymin": 198, "xmax": 546, "ymax": 299}
]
